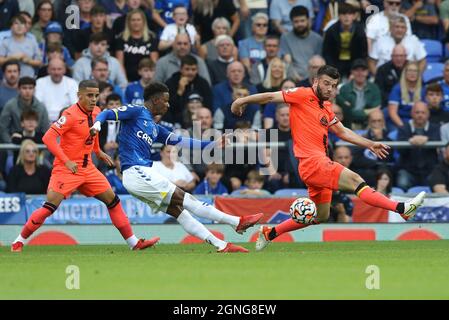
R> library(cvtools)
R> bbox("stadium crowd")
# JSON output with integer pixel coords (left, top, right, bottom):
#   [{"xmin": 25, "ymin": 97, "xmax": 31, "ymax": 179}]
[{"xmin": 1, "ymin": 0, "xmax": 449, "ymax": 213}]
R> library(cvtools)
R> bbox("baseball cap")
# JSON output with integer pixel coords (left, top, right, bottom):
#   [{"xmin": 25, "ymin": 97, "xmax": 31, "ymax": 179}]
[
  {"xmin": 45, "ymin": 21, "xmax": 63, "ymax": 35},
  {"xmin": 351, "ymin": 58, "xmax": 368, "ymax": 70},
  {"xmin": 187, "ymin": 93, "xmax": 203, "ymax": 102}
]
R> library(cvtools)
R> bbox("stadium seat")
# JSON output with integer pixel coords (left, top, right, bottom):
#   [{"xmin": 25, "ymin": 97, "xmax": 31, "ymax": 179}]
[
  {"xmin": 391, "ymin": 187, "xmax": 404, "ymax": 194},
  {"xmin": 407, "ymin": 186, "xmax": 432, "ymax": 194},
  {"xmin": 422, "ymin": 62, "xmax": 444, "ymax": 84},
  {"xmin": 421, "ymin": 39, "xmax": 443, "ymax": 62},
  {"xmin": 274, "ymin": 188, "xmax": 308, "ymax": 197}
]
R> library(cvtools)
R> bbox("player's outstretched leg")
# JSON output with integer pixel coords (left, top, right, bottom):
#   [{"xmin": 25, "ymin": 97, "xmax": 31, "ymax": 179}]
[
  {"xmin": 177, "ymin": 210, "xmax": 248, "ymax": 253},
  {"xmin": 340, "ymin": 169, "xmax": 425, "ymax": 221},
  {"xmin": 100, "ymin": 192, "xmax": 159, "ymax": 250},
  {"xmin": 11, "ymin": 202, "xmax": 58, "ymax": 252},
  {"xmin": 182, "ymin": 193, "xmax": 263, "ymax": 234}
]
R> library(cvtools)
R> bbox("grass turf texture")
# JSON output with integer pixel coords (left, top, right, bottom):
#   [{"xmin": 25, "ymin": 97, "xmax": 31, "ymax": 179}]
[{"xmin": 1, "ymin": 241, "xmax": 448, "ymax": 299}]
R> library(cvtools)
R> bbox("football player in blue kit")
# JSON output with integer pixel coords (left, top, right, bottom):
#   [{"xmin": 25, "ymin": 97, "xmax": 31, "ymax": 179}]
[{"xmin": 90, "ymin": 82, "xmax": 263, "ymax": 253}]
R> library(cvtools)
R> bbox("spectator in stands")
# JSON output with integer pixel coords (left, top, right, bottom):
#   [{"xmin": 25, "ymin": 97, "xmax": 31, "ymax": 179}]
[
  {"xmin": 368, "ymin": 14, "xmax": 426, "ymax": 75},
  {"xmin": 396, "ymin": 101, "xmax": 440, "ymax": 191},
  {"xmin": 212, "ymin": 61, "xmax": 257, "ymax": 112},
  {"xmin": 0, "ymin": 10, "xmax": 35, "ymax": 43},
  {"xmin": 124, "ymin": 58, "xmax": 155, "ymax": 105},
  {"xmin": 375, "ymin": 44, "xmax": 407, "ymax": 107},
  {"xmin": 438, "ymin": 60, "xmax": 449, "ymax": 111},
  {"xmin": 30, "ymin": 0, "xmax": 54, "ymax": 45},
  {"xmin": 152, "ymin": 0, "xmax": 192, "ymax": 29},
  {"xmin": 400, "ymin": 0, "xmax": 439, "ymax": 39},
  {"xmin": 0, "ymin": 60, "xmax": 19, "ymax": 112},
  {"xmin": 424, "ymin": 82, "xmax": 449, "ymax": 125},
  {"xmin": 115, "ymin": 9, "xmax": 159, "ymax": 82},
  {"xmin": 388, "ymin": 61, "xmax": 422, "ymax": 128},
  {"xmin": 39, "ymin": 22, "xmax": 74, "ymax": 69},
  {"xmin": 238, "ymin": 12, "xmax": 269, "ymax": 74},
  {"xmin": 6, "ymin": 140, "xmax": 51, "ymax": 194},
  {"xmin": 198, "ymin": 17, "xmax": 237, "ymax": 62},
  {"xmin": 322, "ymin": 2, "xmax": 368, "ymax": 79},
  {"xmin": 376, "ymin": 168, "xmax": 394, "ymax": 195},
  {"xmin": 91, "ymin": 58, "xmax": 125, "ymax": 99},
  {"xmin": 99, "ymin": 93, "xmax": 122, "ymax": 158},
  {"xmin": 429, "ymin": 142, "xmax": 449, "ymax": 193},
  {"xmin": 158, "ymin": 5, "xmax": 198, "ymax": 52},
  {"xmin": 97, "ymin": 0, "xmax": 126, "ymax": 24},
  {"xmin": 0, "ymin": 76, "xmax": 49, "ymax": 143},
  {"xmin": 154, "ymin": 32, "xmax": 211, "ymax": 85},
  {"xmin": 36, "ymin": 42, "xmax": 72, "ymax": 78},
  {"xmin": 73, "ymin": 32, "xmax": 128, "ymax": 90},
  {"xmin": 74, "ymin": 5, "xmax": 114, "ymax": 60},
  {"xmin": 441, "ymin": 0, "xmax": 449, "ymax": 34},
  {"xmin": 206, "ymin": 35, "xmax": 237, "ymax": 86},
  {"xmin": 192, "ymin": 0, "xmax": 240, "ymax": 43},
  {"xmin": 235, "ymin": 169, "xmax": 271, "ymax": 196},
  {"xmin": 249, "ymin": 35, "xmax": 280, "ymax": 86},
  {"xmin": 257, "ymin": 147, "xmax": 288, "ymax": 193},
  {"xmin": 336, "ymin": 59, "xmax": 382, "ymax": 129},
  {"xmin": 366, "ymin": 0, "xmax": 412, "ymax": 52},
  {"xmin": 280, "ymin": 5, "xmax": 323, "ymax": 82},
  {"xmin": 214, "ymin": 85, "xmax": 261, "ymax": 130},
  {"xmin": 105, "ymin": 152, "xmax": 128, "ymax": 194},
  {"xmin": 257, "ymin": 57, "xmax": 287, "ymax": 93},
  {"xmin": 112, "ymin": 0, "xmax": 153, "ymax": 41},
  {"xmin": 152, "ymin": 145, "xmax": 196, "ymax": 192},
  {"xmin": 10, "ymin": 110, "xmax": 45, "ymax": 146},
  {"xmin": 270, "ymin": 0, "xmax": 314, "ymax": 34},
  {"xmin": 334, "ymin": 144, "xmax": 377, "ymax": 186},
  {"xmin": 165, "ymin": 54, "xmax": 213, "ymax": 125},
  {"xmin": 329, "ymin": 190, "xmax": 353, "ymax": 223},
  {"xmin": 97, "ymin": 81, "xmax": 113, "ymax": 110},
  {"xmin": 35, "ymin": 58, "xmax": 78, "ymax": 122},
  {"xmin": 0, "ymin": 15, "xmax": 42, "ymax": 77},
  {"xmin": 193, "ymin": 163, "xmax": 228, "ymax": 195},
  {"xmin": 181, "ymin": 93, "xmax": 203, "ymax": 130},
  {"xmin": 296, "ymin": 55, "xmax": 326, "ymax": 88},
  {"xmin": 0, "ymin": 0, "xmax": 20, "ymax": 32},
  {"xmin": 263, "ymin": 78, "xmax": 296, "ymax": 129},
  {"xmin": 329, "ymin": 103, "xmax": 344, "ymax": 144}
]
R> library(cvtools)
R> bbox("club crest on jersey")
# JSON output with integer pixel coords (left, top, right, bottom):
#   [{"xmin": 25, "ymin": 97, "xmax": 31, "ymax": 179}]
[
  {"xmin": 320, "ymin": 116, "xmax": 328, "ymax": 127},
  {"xmin": 55, "ymin": 116, "xmax": 66, "ymax": 128}
]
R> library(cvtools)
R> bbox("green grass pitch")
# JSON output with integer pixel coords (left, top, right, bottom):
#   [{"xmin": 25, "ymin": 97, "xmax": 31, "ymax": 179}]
[{"xmin": 1, "ymin": 241, "xmax": 449, "ymax": 299}]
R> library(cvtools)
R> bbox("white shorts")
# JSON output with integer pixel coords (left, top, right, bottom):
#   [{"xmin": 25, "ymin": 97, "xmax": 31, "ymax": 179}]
[{"xmin": 122, "ymin": 165, "xmax": 177, "ymax": 212}]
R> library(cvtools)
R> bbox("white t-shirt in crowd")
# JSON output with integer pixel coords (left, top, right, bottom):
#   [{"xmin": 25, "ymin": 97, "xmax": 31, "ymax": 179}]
[
  {"xmin": 369, "ymin": 34, "xmax": 427, "ymax": 67},
  {"xmin": 152, "ymin": 161, "xmax": 194, "ymax": 184},
  {"xmin": 366, "ymin": 11, "xmax": 412, "ymax": 43},
  {"xmin": 160, "ymin": 24, "xmax": 197, "ymax": 44},
  {"xmin": 35, "ymin": 75, "xmax": 79, "ymax": 122}
]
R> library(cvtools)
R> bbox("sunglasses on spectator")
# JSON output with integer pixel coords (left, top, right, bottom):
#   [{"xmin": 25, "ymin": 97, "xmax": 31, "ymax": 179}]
[{"xmin": 255, "ymin": 23, "xmax": 268, "ymax": 27}]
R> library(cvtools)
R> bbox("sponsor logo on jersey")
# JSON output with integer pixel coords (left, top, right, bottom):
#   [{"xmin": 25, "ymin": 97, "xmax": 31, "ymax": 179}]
[
  {"xmin": 55, "ymin": 116, "xmax": 67, "ymax": 129},
  {"xmin": 137, "ymin": 130, "xmax": 153, "ymax": 144},
  {"xmin": 320, "ymin": 116, "xmax": 328, "ymax": 127}
]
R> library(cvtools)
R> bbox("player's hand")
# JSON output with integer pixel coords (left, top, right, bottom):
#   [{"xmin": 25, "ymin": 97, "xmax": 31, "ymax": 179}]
[
  {"xmin": 89, "ymin": 121, "xmax": 102, "ymax": 137},
  {"xmin": 369, "ymin": 142, "xmax": 390, "ymax": 160},
  {"xmin": 96, "ymin": 151, "xmax": 114, "ymax": 167},
  {"xmin": 65, "ymin": 160, "xmax": 78, "ymax": 174},
  {"xmin": 231, "ymin": 98, "xmax": 247, "ymax": 116}
]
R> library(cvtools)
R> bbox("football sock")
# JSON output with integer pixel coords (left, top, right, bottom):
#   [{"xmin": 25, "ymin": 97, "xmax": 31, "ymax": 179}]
[
  {"xmin": 182, "ymin": 193, "xmax": 240, "ymax": 227},
  {"xmin": 107, "ymin": 196, "xmax": 135, "ymax": 245},
  {"xmin": 14, "ymin": 234, "xmax": 26, "ymax": 244},
  {"xmin": 125, "ymin": 235, "xmax": 139, "ymax": 248},
  {"xmin": 355, "ymin": 182, "xmax": 399, "ymax": 212},
  {"xmin": 270, "ymin": 219, "xmax": 310, "ymax": 240},
  {"xmin": 177, "ymin": 210, "xmax": 227, "ymax": 250},
  {"xmin": 20, "ymin": 202, "xmax": 57, "ymax": 239}
]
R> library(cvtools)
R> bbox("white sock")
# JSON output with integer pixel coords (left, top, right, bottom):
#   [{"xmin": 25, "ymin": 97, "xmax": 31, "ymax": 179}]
[
  {"xmin": 177, "ymin": 210, "xmax": 227, "ymax": 250},
  {"xmin": 183, "ymin": 193, "xmax": 240, "ymax": 227},
  {"xmin": 126, "ymin": 235, "xmax": 139, "ymax": 249},
  {"xmin": 14, "ymin": 234, "xmax": 26, "ymax": 244}
]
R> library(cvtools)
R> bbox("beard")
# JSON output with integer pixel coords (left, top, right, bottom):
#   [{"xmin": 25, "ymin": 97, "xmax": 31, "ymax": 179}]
[
  {"xmin": 293, "ymin": 26, "xmax": 308, "ymax": 37},
  {"xmin": 316, "ymin": 85, "xmax": 331, "ymax": 102}
]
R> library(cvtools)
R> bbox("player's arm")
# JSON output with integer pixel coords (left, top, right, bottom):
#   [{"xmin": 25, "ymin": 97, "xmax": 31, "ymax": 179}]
[
  {"xmin": 90, "ymin": 106, "xmax": 143, "ymax": 136},
  {"xmin": 93, "ymin": 134, "xmax": 114, "ymax": 167},
  {"xmin": 329, "ymin": 121, "xmax": 390, "ymax": 159},
  {"xmin": 157, "ymin": 125, "xmax": 230, "ymax": 149},
  {"xmin": 231, "ymin": 91, "xmax": 284, "ymax": 116},
  {"xmin": 43, "ymin": 126, "xmax": 78, "ymax": 173}
]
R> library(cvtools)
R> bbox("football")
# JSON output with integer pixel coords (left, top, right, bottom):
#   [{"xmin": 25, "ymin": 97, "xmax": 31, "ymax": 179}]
[{"xmin": 290, "ymin": 197, "xmax": 317, "ymax": 224}]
